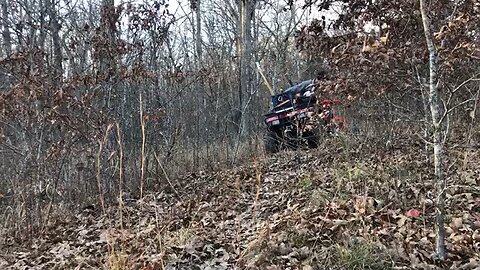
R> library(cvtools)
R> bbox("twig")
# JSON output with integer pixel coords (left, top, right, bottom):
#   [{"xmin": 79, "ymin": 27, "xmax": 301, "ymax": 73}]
[
  {"xmin": 439, "ymin": 98, "xmax": 476, "ymax": 125},
  {"xmin": 97, "ymin": 124, "xmax": 114, "ymax": 214},
  {"xmin": 116, "ymin": 122, "xmax": 124, "ymax": 230},
  {"xmin": 139, "ymin": 92, "xmax": 146, "ymax": 199},
  {"xmin": 96, "ymin": 140, "xmax": 105, "ymax": 214},
  {"xmin": 153, "ymin": 151, "xmax": 181, "ymax": 199}
]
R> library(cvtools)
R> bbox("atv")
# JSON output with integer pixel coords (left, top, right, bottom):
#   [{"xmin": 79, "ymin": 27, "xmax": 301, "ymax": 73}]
[{"xmin": 263, "ymin": 90, "xmax": 320, "ymax": 154}]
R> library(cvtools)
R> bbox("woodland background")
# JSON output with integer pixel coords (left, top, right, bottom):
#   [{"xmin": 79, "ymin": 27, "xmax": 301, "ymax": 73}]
[{"xmin": 0, "ymin": 0, "xmax": 479, "ymax": 263}]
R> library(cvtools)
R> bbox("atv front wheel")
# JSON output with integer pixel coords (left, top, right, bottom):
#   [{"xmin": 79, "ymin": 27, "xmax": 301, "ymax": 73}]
[
  {"xmin": 304, "ymin": 128, "xmax": 320, "ymax": 149},
  {"xmin": 264, "ymin": 131, "xmax": 280, "ymax": 154}
]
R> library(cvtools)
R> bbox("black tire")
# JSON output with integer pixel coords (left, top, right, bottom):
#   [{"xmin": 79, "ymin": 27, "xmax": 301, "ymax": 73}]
[
  {"xmin": 285, "ymin": 137, "xmax": 299, "ymax": 150},
  {"xmin": 282, "ymin": 126, "xmax": 300, "ymax": 151},
  {"xmin": 264, "ymin": 131, "xmax": 280, "ymax": 154},
  {"xmin": 304, "ymin": 128, "xmax": 320, "ymax": 149}
]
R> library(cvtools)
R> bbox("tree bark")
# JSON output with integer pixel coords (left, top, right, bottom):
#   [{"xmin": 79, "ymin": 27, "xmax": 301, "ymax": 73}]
[
  {"xmin": 236, "ymin": 0, "xmax": 245, "ymax": 128},
  {"xmin": 237, "ymin": 0, "xmax": 255, "ymax": 136},
  {"xmin": 195, "ymin": 0, "xmax": 202, "ymax": 64},
  {"xmin": 1, "ymin": 0, "xmax": 12, "ymax": 56},
  {"xmin": 419, "ymin": 0, "xmax": 446, "ymax": 260},
  {"xmin": 38, "ymin": 0, "xmax": 47, "ymax": 50},
  {"xmin": 48, "ymin": 0, "xmax": 63, "ymax": 88},
  {"xmin": 99, "ymin": 0, "xmax": 116, "ymax": 77}
]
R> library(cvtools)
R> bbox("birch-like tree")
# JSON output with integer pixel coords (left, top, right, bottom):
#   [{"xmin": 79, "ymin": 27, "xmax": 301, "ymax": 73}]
[{"xmin": 419, "ymin": 0, "xmax": 446, "ymax": 260}]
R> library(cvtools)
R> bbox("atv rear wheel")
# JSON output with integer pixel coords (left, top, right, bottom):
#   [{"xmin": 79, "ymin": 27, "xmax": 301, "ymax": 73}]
[
  {"xmin": 264, "ymin": 131, "xmax": 280, "ymax": 154},
  {"xmin": 304, "ymin": 128, "xmax": 320, "ymax": 149}
]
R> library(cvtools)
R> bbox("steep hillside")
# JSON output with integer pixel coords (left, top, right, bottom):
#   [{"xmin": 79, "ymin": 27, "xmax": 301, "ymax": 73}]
[{"xmin": 1, "ymin": 136, "xmax": 479, "ymax": 270}]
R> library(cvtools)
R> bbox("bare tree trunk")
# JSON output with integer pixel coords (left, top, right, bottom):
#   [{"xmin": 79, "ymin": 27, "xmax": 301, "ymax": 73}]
[
  {"xmin": 1, "ymin": 0, "xmax": 12, "ymax": 55},
  {"xmin": 236, "ymin": 0, "xmax": 245, "ymax": 131},
  {"xmin": 244, "ymin": 0, "xmax": 255, "ymax": 134},
  {"xmin": 419, "ymin": 0, "xmax": 446, "ymax": 260},
  {"xmin": 98, "ymin": 0, "xmax": 117, "ymax": 110},
  {"xmin": 139, "ymin": 92, "xmax": 145, "ymax": 199},
  {"xmin": 237, "ymin": 0, "xmax": 255, "ymax": 136},
  {"xmin": 99, "ymin": 0, "xmax": 116, "ymax": 77},
  {"xmin": 38, "ymin": 0, "xmax": 47, "ymax": 50},
  {"xmin": 191, "ymin": 0, "xmax": 202, "ymax": 168},
  {"xmin": 48, "ymin": 0, "xmax": 63, "ymax": 88},
  {"xmin": 195, "ymin": 0, "xmax": 202, "ymax": 64}
]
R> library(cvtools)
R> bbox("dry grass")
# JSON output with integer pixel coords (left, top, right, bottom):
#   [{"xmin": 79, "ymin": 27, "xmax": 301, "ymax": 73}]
[
  {"xmin": 157, "ymin": 227, "xmax": 195, "ymax": 249},
  {"xmin": 107, "ymin": 249, "xmax": 129, "ymax": 270},
  {"xmin": 164, "ymin": 136, "xmax": 264, "ymax": 174},
  {"xmin": 332, "ymin": 241, "xmax": 391, "ymax": 270},
  {"xmin": 106, "ymin": 234, "xmax": 129, "ymax": 270}
]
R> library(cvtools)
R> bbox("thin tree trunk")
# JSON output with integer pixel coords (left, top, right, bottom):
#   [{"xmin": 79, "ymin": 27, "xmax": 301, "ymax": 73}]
[
  {"xmin": 195, "ymin": 0, "xmax": 202, "ymax": 64},
  {"xmin": 419, "ymin": 74, "xmax": 431, "ymax": 163},
  {"xmin": 116, "ymin": 122, "xmax": 124, "ymax": 229},
  {"xmin": 1, "ymin": 0, "xmax": 11, "ymax": 55},
  {"xmin": 38, "ymin": 0, "xmax": 47, "ymax": 50},
  {"xmin": 98, "ymin": 0, "xmax": 117, "ymax": 110},
  {"xmin": 419, "ymin": 0, "xmax": 446, "ymax": 260},
  {"xmin": 99, "ymin": 0, "xmax": 116, "ymax": 77},
  {"xmin": 243, "ymin": 0, "xmax": 255, "ymax": 134},
  {"xmin": 192, "ymin": 0, "xmax": 202, "ymax": 168},
  {"xmin": 237, "ymin": 0, "xmax": 255, "ymax": 136},
  {"xmin": 49, "ymin": 0, "xmax": 63, "ymax": 88},
  {"xmin": 237, "ymin": 0, "xmax": 245, "ymax": 130},
  {"xmin": 25, "ymin": 0, "xmax": 36, "ymax": 47},
  {"xmin": 139, "ymin": 92, "xmax": 145, "ymax": 199}
]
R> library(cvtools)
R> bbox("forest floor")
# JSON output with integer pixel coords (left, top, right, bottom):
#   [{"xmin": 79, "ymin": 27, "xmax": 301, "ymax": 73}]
[{"xmin": 1, "ymin": 134, "xmax": 479, "ymax": 270}]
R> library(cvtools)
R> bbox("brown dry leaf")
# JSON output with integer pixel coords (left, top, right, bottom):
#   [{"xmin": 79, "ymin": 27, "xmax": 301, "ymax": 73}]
[
  {"xmin": 332, "ymin": 219, "xmax": 349, "ymax": 229},
  {"xmin": 472, "ymin": 231, "xmax": 480, "ymax": 242},
  {"xmin": 3, "ymin": 139, "xmax": 480, "ymax": 269},
  {"xmin": 472, "ymin": 214, "xmax": 480, "ymax": 230},
  {"xmin": 397, "ymin": 214, "xmax": 408, "ymax": 227},
  {"xmin": 450, "ymin": 217, "xmax": 464, "ymax": 231},
  {"xmin": 302, "ymin": 265, "xmax": 314, "ymax": 270},
  {"xmin": 353, "ymin": 196, "xmax": 367, "ymax": 214}
]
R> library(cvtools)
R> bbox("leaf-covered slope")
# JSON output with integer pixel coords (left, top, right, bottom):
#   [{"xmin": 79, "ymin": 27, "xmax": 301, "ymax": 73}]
[{"xmin": 1, "ymin": 137, "xmax": 479, "ymax": 269}]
